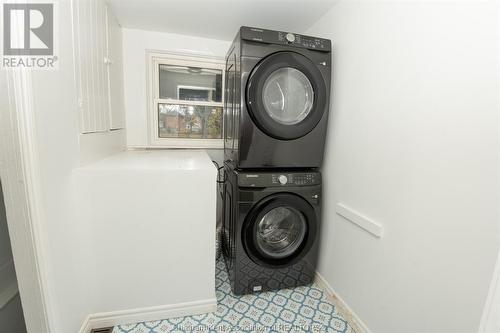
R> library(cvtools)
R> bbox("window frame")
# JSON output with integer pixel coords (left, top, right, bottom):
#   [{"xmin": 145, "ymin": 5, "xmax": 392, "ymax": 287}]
[{"xmin": 147, "ymin": 51, "xmax": 225, "ymax": 148}]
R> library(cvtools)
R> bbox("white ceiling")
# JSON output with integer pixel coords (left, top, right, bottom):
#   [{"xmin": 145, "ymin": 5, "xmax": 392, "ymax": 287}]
[{"xmin": 107, "ymin": 0, "xmax": 338, "ymax": 41}]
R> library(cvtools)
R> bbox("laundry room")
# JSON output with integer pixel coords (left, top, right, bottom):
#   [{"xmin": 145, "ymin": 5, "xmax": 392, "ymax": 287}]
[{"xmin": 0, "ymin": 1, "xmax": 499, "ymax": 333}]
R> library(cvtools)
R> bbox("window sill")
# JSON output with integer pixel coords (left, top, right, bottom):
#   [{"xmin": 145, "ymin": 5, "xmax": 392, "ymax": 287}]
[{"xmin": 148, "ymin": 139, "xmax": 223, "ymax": 149}]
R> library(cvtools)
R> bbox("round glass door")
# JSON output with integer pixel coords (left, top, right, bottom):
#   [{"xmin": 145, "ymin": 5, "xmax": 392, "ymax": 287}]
[
  {"xmin": 262, "ymin": 68, "xmax": 314, "ymax": 125},
  {"xmin": 243, "ymin": 193, "xmax": 318, "ymax": 267},
  {"xmin": 256, "ymin": 206, "xmax": 307, "ymax": 259},
  {"xmin": 246, "ymin": 51, "xmax": 328, "ymax": 140}
]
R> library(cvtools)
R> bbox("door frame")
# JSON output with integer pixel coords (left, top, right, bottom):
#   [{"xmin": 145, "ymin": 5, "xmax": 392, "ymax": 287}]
[{"xmin": 0, "ymin": 70, "xmax": 53, "ymax": 333}]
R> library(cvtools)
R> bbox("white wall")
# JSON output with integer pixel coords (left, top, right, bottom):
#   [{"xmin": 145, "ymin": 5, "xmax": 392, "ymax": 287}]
[
  {"xmin": 121, "ymin": 28, "xmax": 230, "ymax": 161},
  {"xmin": 24, "ymin": 1, "xmax": 125, "ymax": 332},
  {"xmin": 307, "ymin": 1, "xmax": 499, "ymax": 332},
  {"xmin": 79, "ymin": 131, "xmax": 126, "ymax": 166},
  {"xmin": 122, "ymin": 28, "xmax": 230, "ymax": 147},
  {"xmin": 29, "ymin": 1, "xmax": 94, "ymax": 330}
]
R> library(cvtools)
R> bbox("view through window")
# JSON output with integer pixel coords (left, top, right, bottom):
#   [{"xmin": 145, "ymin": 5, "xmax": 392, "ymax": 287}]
[{"xmin": 151, "ymin": 54, "xmax": 224, "ymax": 147}]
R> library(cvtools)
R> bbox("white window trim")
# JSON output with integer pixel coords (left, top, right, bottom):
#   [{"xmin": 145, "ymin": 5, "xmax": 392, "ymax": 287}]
[{"xmin": 147, "ymin": 51, "xmax": 225, "ymax": 148}]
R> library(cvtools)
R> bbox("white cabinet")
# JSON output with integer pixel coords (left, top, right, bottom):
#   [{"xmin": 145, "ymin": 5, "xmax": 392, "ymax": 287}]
[{"xmin": 73, "ymin": 0, "xmax": 125, "ymax": 133}]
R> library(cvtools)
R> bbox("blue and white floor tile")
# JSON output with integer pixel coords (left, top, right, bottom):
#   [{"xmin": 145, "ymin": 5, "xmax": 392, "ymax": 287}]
[{"xmin": 113, "ymin": 260, "xmax": 355, "ymax": 332}]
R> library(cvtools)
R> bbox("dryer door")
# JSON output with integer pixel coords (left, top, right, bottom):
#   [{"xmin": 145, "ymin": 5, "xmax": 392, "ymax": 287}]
[
  {"xmin": 243, "ymin": 193, "xmax": 318, "ymax": 267},
  {"xmin": 246, "ymin": 51, "xmax": 327, "ymax": 140}
]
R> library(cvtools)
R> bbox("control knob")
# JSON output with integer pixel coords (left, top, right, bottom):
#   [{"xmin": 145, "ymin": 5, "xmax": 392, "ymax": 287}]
[
  {"xmin": 278, "ymin": 175, "xmax": 288, "ymax": 185},
  {"xmin": 285, "ymin": 33, "xmax": 295, "ymax": 43}
]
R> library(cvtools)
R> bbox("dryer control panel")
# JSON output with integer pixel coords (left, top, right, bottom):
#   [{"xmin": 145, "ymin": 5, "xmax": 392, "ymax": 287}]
[
  {"xmin": 240, "ymin": 26, "xmax": 331, "ymax": 52},
  {"xmin": 237, "ymin": 171, "xmax": 321, "ymax": 187}
]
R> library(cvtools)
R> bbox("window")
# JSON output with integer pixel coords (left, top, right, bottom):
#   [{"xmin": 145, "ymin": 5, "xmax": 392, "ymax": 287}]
[{"xmin": 149, "ymin": 52, "xmax": 224, "ymax": 148}]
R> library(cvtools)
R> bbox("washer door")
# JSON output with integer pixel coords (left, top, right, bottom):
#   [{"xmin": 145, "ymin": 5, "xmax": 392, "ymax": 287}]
[
  {"xmin": 243, "ymin": 193, "xmax": 317, "ymax": 267},
  {"xmin": 246, "ymin": 51, "xmax": 327, "ymax": 140}
]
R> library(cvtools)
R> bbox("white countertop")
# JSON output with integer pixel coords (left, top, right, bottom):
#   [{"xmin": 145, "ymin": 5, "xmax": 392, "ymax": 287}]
[{"xmin": 78, "ymin": 149, "xmax": 216, "ymax": 171}]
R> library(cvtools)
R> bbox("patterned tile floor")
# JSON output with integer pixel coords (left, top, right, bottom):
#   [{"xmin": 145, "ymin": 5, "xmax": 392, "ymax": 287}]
[{"xmin": 113, "ymin": 260, "xmax": 354, "ymax": 333}]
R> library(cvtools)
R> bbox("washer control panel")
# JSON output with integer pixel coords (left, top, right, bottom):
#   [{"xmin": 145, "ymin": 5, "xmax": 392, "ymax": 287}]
[
  {"xmin": 240, "ymin": 26, "xmax": 331, "ymax": 52},
  {"xmin": 238, "ymin": 171, "xmax": 321, "ymax": 187},
  {"xmin": 272, "ymin": 173, "xmax": 317, "ymax": 186}
]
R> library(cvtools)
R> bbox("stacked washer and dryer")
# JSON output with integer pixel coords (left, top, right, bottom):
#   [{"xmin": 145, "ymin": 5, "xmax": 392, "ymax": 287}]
[{"xmin": 221, "ymin": 27, "xmax": 331, "ymax": 295}]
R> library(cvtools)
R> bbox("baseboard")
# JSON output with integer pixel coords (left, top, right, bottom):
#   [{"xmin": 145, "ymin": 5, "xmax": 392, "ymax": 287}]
[
  {"xmin": 78, "ymin": 315, "xmax": 91, "ymax": 333},
  {"xmin": 315, "ymin": 271, "xmax": 372, "ymax": 333},
  {"xmin": 78, "ymin": 298, "xmax": 217, "ymax": 333}
]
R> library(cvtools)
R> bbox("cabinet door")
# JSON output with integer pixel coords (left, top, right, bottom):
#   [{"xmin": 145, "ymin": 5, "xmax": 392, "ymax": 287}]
[
  {"xmin": 94, "ymin": 0, "xmax": 109, "ymax": 132},
  {"xmin": 73, "ymin": 0, "xmax": 110, "ymax": 133},
  {"xmin": 106, "ymin": 5, "xmax": 125, "ymax": 130},
  {"xmin": 74, "ymin": 0, "xmax": 94, "ymax": 133}
]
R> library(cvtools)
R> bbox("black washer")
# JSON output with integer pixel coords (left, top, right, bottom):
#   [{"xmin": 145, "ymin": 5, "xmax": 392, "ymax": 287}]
[{"xmin": 243, "ymin": 193, "xmax": 318, "ymax": 268}]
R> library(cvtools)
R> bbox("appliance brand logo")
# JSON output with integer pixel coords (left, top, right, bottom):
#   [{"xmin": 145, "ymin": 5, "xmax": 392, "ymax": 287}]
[{"xmin": 2, "ymin": 2, "xmax": 58, "ymax": 69}]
